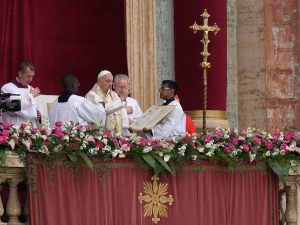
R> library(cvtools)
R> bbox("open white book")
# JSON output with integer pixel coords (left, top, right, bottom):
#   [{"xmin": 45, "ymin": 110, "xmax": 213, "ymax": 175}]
[{"xmin": 128, "ymin": 105, "xmax": 176, "ymax": 131}]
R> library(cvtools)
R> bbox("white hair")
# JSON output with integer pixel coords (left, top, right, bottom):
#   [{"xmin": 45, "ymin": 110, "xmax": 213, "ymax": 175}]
[{"xmin": 114, "ymin": 74, "xmax": 130, "ymax": 85}]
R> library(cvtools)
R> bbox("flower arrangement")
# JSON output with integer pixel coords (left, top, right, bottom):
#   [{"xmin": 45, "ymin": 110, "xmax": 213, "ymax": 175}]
[{"xmin": 0, "ymin": 120, "xmax": 300, "ymax": 186}]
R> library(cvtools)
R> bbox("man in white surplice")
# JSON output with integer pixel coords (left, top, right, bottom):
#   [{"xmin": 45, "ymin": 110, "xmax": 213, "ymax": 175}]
[
  {"xmin": 113, "ymin": 74, "xmax": 143, "ymax": 136},
  {"xmin": 1, "ymin": 61, "xmax": 44, "ymax": 128},
  {"xmin": 135, "ymin": 80, "xmax": 186, "ymax": 140},
  {"xmin": 48, "ymin": 74, "xmax": 106, "ymax": 128},
  {"xmin": 85, "ymin": 70, "xmax": 130, "ymax": 134}
]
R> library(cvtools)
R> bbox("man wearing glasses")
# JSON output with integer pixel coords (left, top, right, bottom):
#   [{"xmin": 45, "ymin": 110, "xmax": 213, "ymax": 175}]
[
  {"xmin": 48, "ymin": 74, "xmax": 106, "ymax": 127},
  {"xmin": 139, "ymin": 80, "xmax": 186, "ymax": 140},
  {"xmin": 113, "ymin": 74, "xmax": 143, "ymax": 136}
]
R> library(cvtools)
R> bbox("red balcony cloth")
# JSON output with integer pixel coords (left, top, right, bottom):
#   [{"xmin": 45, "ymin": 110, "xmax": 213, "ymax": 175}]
[{"xmin": 29, "ymin": 158, "xmax": 278, "ymax": 225}]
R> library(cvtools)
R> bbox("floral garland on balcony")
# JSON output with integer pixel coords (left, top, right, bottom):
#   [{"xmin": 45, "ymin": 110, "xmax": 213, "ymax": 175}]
[{"xmin": 0, "ymin": 119, "xmax": 300, "ymax": 187}]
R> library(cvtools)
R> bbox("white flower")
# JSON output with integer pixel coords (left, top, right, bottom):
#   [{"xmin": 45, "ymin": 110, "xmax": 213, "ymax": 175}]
[
  {"xmin": 197, "ymin": 147, "xmax": 204, "ymax": 153},
  {"xmin": 164, "ymin": 154, "xmax": 171, "ymax": 162},
  {"xmin": 80, "ymin": 132, "xmax": 85, "ymax": 138},
  {"xmin": 143, "ymin": 147, "xmax": 152, "ymax": 153},
  {"xmin": 206, "ymin": 151, "xmax": 214, "ymax": 157},
  {"xmin": 280, "ymin": 150, "xmax": 286, "ymax": 155},
  {"xmin": 102, "ymin": 139, "xmax": 108, "ymax": 145}
]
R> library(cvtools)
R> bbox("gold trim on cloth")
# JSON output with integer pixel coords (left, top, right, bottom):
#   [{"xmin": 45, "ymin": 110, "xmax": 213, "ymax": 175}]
[
  {"xmin": 185, "ymin": 110, "xmax": 227, "ymax": 120},
  {"xmin": 138, "ymin": 175, "xmax": 174, "ymax": 224}
]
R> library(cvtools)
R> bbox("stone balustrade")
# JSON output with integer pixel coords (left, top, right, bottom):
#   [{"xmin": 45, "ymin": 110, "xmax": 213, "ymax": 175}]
[
  {"xmin": 0, "ymin": 151, "xmax": 28, "ymax": 225},
  {"xmin": 0, "ymin": 152, "xmax": 299, "ymax": 225}
]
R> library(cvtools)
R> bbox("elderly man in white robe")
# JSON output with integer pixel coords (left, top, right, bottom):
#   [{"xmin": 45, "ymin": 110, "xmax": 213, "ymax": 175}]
[
  {"xmin": 113, "ymin": 74, "xmax": 143, "ymax": 136},
  {"xmin": 85, "ymin": 70, "xmax": 130, "ymax": 134},
  {"xmin": 1, "ymin": 61, "xmax": 44, "ymax": 128},
  {"xmin": 131, "ymin": 80, "xmax": 186, "ymax": 140},
  {"xmin": 48, "ymin": 74, "xmax": 106, "ymax": 127}
]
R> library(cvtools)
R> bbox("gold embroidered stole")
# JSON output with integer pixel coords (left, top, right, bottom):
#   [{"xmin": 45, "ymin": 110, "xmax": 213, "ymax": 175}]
[{"xmin": 91, "ymin": 83, "xmax": 122, "ymax": 134}]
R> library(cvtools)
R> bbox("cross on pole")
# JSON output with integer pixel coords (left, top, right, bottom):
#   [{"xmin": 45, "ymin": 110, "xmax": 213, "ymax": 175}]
[{"xmin": 189, "ymin": 9, "xmax": 220, "ymax": 130}]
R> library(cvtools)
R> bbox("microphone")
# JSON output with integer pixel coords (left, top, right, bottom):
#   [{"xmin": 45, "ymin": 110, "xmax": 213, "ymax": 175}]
[{"xmin": 104, "ymin": 88, "xmax": 111, "ymax": 102}]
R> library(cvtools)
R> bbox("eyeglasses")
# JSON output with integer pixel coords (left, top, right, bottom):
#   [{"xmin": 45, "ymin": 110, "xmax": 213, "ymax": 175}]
[
  {"xmin": 159, "ymin": 87, "xmax": 170, "ymax": 91},
  {"xmin": 116, "ymin": 85, "xmax": 127, "ymax": 90}
]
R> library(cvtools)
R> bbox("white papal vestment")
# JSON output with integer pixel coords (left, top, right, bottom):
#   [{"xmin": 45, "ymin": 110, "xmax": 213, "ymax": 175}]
[
  {"xmin": 48, "ymin": 95, "xmax": 106, "ymax": 128},
  {"xmin": 145, "ymin": 100, "xmax": 186, "ymax": 140},
  {"xmin": 122, "ymin": 97, "xmax": 143, "ymax": 136},
  {"xmin": 1, "ymin": 82, "xmax": 44, "ymax": 128}
]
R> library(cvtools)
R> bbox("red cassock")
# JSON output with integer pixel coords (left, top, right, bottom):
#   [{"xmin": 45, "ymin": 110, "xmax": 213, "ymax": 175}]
[{"xmin": 186, "ymin": 114, "xmax": 196, "ymax": 135}]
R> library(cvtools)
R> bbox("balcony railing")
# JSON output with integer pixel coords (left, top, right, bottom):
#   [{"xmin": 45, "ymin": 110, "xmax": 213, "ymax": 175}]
[{"xmin": 0, "ymin": 152, "xmax": 299, "ymax": 225}]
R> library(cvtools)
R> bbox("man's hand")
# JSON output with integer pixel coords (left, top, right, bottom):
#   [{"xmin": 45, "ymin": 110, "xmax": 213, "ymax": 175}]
[
  {"xmin": 119, "ymin": 85, "xmax": 132, "ymax": 101},
  {"xmin": 143, "ymin": 127, "xmax": 150, "ymax": 133},
  {"xmin": 125, "ymin": 102, "xmax": 133, "ymax": 114},
  {"xmin": 128, "ymin": 118, "xmax": 134, "ymax": 125},
  {"xmin": 30, "ymin": 87, "xmax": 40, "ymax": 98},
  {"xmin": 128, "ymin": 127, "xmax": 134, "ymax": 133},
  {"xmin": 37, "ymin": 109, "xmax": 41, "ymax": 121}
]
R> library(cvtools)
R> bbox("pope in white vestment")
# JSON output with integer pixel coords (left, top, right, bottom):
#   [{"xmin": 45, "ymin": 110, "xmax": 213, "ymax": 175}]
[
  {"xmin": 49, "ymin": 94, "xmax": 106, "ymax": 128},
  {"xmin": 85, "ymin": 70, "xmax": 128, "ymax": 134},
  {"xmin": 1, "ymin": 82, "xmax": 44, "ymax": 128}
]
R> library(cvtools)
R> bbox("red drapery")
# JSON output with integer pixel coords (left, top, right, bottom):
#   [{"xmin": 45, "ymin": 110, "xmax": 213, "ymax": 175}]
[
  {"xmin": 29, "ymin": 158, "xmax": 278, "ymax": 225},
  {"xmin": 0, "ymin": 0, "xmax": 128, "ymax": 97},
  {"xmin": 174, "ymin": 1, "xmax": 227, "ymax": 111}
]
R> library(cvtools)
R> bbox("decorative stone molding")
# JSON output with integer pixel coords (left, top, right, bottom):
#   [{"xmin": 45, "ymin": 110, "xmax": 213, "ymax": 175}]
[{"xmin": 126, "ymin": 0, "xmax": 158, "ymax": 112}]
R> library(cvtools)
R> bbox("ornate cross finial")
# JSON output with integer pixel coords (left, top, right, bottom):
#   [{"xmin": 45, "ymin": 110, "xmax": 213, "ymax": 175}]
[
  {"xmin": 189, "ymin": 9, "xmax": 221, "ymax": 68},
  {"xmin": 189, "ymin": 9, "xmax": 220, "ymax": 130}
]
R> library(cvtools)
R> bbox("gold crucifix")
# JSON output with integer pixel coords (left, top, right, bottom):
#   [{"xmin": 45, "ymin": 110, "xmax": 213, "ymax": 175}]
[{"xmin": 189, "ymin": 9, "xmax": 220, "ymax": 130}]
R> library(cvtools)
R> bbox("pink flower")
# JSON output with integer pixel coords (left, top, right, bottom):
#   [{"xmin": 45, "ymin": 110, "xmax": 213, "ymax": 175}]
[
  {"xmin": 184, "ymin": 136, "xmax": 189, "ymax": 141},
  {"xmin": 3, "ymin": 122, "xmax": 10, "ymax": 129},
  {"xmin": 0, "ymin": 136, "xmax": 6, "ymax": 144},
  {"xmin": 55, "ymin": 121, "xmax": 63, "ymax": 127},
  {"xmin": 85, "ymin": 125, "xmax": 91, "ymax": 131},
  {"xmin": 21, "ymin": 124, "xmax": 27, "ymax": 129},
  {"xmin": 243, "ymin": 144, "xmax": 249, "ymax": 152},
  {"xmin": 168, "ymin": 141, "xmax": 175, "ymax": 147},
  {"xmin": 224, "ymin": 147, "xmax": 230, "ymax": 153},
  {"xmin": 41, "ymin": 128, "xmax": 47, "ymax": 134},
  {"xmin": 104, "ymin": 131, "xmax": 111, "ymax": 138},
  {"xmin": 213, "ymin": 130, "xmax": 222, "ymax": 136},
  {"xmin": 273, "ymin": 130, "xmax": 281, "ymax": 137},
  {"xmin": 231, "ymin": 137, "xmax": 238, "ymax": 145},
  {"xmin": 122, "ymin": 142, "xmax": 131, "ymax": 152},
  {"xmin": 284, "ymin": 133, "xmax": 294, "ymax": 141},
  {"xmin": 43, "ymin": 141, "xmax": 48, "ymax": 146},
  {"xmin": 55, "ymin": 128, "xmax": 63, "ymax": 135},
  {"xmin": 68, "ymin": 143, "xmax": 77, "ymax": 150},
  {"xmin": 280, "ymin": 144, "xmax": 287, "ymax": 151},
  {"xmin": 253, "ymin": 138, "xmax": 261, "ymax": 145},
  {"xmin": 264, "ymin": 141, "xmax": 272, "ymax": 150},
  {"xmin": 96, "ymin": 141, "xmax": 104, "ymax": 149},
  {"xmin": 21, "ymin": 131, "xmax": 26, "ymax": 136},
  {"xmin": 240, "ymin": 129, "xmax": 247, "ymax": 135},
  {"xmin": 280, "ymin": 144, "xmax": 292, "ymax": 152},
  {"xmin": 1, "ymin": 130, "xmax": 9, "ymax": 137},
  {"xmin": 203, "ymin": 136, "xmax": 211, "ymax": 143}
]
